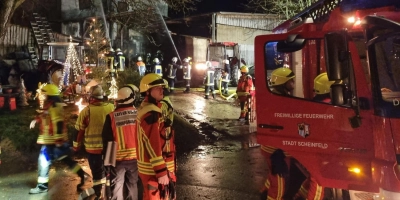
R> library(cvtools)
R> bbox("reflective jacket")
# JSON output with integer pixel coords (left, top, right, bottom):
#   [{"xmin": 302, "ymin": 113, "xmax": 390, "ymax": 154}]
[
  {"xmin": 221, "ymin": 71, "xmax": 230, "ymax": 83},
  {"xmin": 167, "ymin": 62, "xmax": 179, "ymax": 79},
  {"xmin": 182, "ymin": 63, "xmax": 191, "ymax": 79},
  {"xmin": 204, "ymin": 68, "xmax": 215, "ymax": 86},
  {"xmin": 102, "ymin": 105, "xmax": 137, "ymax": 161},
  {"xmin": 74, "ymin": 102, "xmax": 114, "ymax": 154},
  {"xmin": 115, "ymin": 55, "xmax": 125, "ymax": 71},
  {"xmin": 237, "ymin": 74, "xmax": 254, "ymax": 97},
  {"xmin": 136, "ymin": 61, "xmax": 145, "ymax": 67},
  {"xmin": 36, "ymin": 101, "xmax": 67, "ymax": 145},
  {"xmin": 136, "ymin": 100, "xmax": 175, "ymax": 177}
]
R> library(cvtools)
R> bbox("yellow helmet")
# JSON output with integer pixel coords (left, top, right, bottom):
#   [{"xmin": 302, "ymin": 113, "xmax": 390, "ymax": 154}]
[
  {"xmin": 314, "ymin": 72, "xmax": 334, "ymax": 94},
  {"xmin": 116, "ymin": 84, "xmax": 138, "ymax": 104},
  {"xmin": 41, "ymin": 84, "xmax": 59, "ymax": 96},
  {"xmin": 270, "ymin": 67, "xmax": 295, "ymax": 86},
  {"xmin": 139, "ymin": 73, "xmax": 165, "ymax": 93},
  {"xmin": 89, "ymin": 85, "xmax": 104, "ymax": 99},
  {"xmin": 240, "ymin": 66, "xmax": 249, "ymax": 73}
]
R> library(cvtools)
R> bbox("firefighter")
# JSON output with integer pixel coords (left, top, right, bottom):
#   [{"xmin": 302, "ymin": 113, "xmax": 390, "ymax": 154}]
[
  {"xmin": 223, "ymin": 59, "xmax": 231, "ymax": 79},
  {"xmin": 73, "ymin": 84, "xmax": 115, "ymax": 199},
  {"xmin": 181, "ymin": 57, "xmax": 192, "ymax": 93},
  {"xmin": 156, "ymin": 50, "xmax": 164, "ymax": 64},
  {"xmin": 29, "ymin": 84, "xmax": 87, "ymax": 194},
  {"xmin": 106, "ymin": 48, "xmax": 117, "ymax": 75},
  {"xmin": 153, "ymin": 58, "xmax": 163, "ymax": 77},
  {"xmin": 269, "ymin": 67, "xmax": 295, "ymax": 96},
  {"xmin": 137, "ymin": 74, "xmax": 176, "ymax": 200},
  {"xmin": 221, "ymin": 69, "xmax": 230, "ymax": 95},
  {"xmin": 102, "ymin": 84, "xmax": 139, "ymax": 200},
  {"xmin": 145, "ymin": 53, "xmax": 152, "ymax": 74},
  {"xmin": 137, "ymin": 56, "xmax": 146, "ymax": 76},
  {"xmin": 166, "ymin": 57, "xmax": 179, "ymax": 93},
  {"xmin": 115, "ymin": 48, "xmax": 125, "ymax": 72},
  {"xmin": 313, "ymin": 72, "xmax": 334, "ymax": 103},
  {"xmin": 204, "ymin": 62, "xmax": 216, "ymax": 99},
  {"xmin": 236, "ymin": 66, "xmax": 254, "ymax": 122}
]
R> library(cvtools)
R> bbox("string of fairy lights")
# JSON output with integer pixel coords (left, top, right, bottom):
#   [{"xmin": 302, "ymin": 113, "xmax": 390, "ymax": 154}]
[{"xmin": 62, "ymin": 37, "xmax": 83, "ymax": 87}]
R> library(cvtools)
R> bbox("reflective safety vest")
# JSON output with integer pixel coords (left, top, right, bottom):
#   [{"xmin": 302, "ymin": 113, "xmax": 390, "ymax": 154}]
[
  {"xmin": 109, "ymin": 107, "xmax": 137, "ymax": 161},
  {"xmin": 167, "ymin": 63, "xmax": 178, "ymax": 79},
  {"xmin": 116, "ymin": 55, "xmax": 125, "ymax": 71},
  {"xmin": 75, "ymin": 102, "xmax": 115, "ymax": 154},
  {"xmin": 154, "ymin": 64, "xmax": 163, "ymax": 76},
  {"xmin": 137, "ymin": 61, "xmax": 145, "ymax": 67},
  {"xmin": 204, "ymin": 69, "xmax": 215, "ymax": 86},
  {"xmin": 182, "ymin": 63, "xmax": 191, "ymax": 80},
  {"xmin": 36, "ymin": 102, "xmax": 68, "ymax": 145}
]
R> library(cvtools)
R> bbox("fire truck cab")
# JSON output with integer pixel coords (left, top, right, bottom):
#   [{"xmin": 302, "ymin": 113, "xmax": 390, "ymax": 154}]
[{"xmin": 255, "ymin": 0, "xmax": 400, "ymax": 198}]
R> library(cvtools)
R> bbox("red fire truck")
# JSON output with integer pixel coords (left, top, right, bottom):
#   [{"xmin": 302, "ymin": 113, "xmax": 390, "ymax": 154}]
[{"xmin": 254, "ymin": 0, "xmax": 400, "ymax": 198}]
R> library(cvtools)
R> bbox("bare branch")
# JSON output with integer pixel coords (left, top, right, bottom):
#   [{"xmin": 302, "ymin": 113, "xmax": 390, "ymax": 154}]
[{"xmin": 243, "ymin": 0, "xmax": 318, "ymax": 19}]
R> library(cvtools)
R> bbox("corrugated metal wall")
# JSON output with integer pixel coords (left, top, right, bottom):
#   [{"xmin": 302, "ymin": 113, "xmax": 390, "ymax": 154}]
[{"xmin": 0, "ymin": 25, "xmax": 30, "ymax": 56}]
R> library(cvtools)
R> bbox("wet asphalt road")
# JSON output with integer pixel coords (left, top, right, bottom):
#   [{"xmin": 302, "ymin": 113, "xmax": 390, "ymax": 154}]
[{"xmin": 0, "ymin": 88, "xmax": 268, "ymax": 200}]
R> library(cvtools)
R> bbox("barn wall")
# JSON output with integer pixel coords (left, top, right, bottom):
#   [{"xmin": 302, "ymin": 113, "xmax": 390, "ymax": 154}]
[{"xmin": 0, "ymin": 25, "xmax": 30, "ymax": 57}]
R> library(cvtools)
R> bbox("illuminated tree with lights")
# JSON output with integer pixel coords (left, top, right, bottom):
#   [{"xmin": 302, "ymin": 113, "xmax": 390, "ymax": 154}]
[
  {"xmin": 108, "ymin": 77, "xmax": 118, "ymax": 100},
  {"xmin": 85, "ymin": 18, "xmax": 110, "ymax": 67},
  {"xmin": 62, "ymin": 36, "xmax": 83, "ymax": 85}
]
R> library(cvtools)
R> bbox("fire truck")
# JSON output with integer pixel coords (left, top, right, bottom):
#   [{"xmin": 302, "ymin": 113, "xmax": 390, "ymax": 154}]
[{"xmin": 254, "ymin": 0, "xmax": 400, "ymax": 198}]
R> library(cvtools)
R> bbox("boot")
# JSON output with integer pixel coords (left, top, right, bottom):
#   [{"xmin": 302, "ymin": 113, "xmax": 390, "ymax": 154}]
[
  {"xmin": 29, "ymin": 183, "xmax": 48, "ymax": 194},
  {"xmin": 76, "ymin": 169, "xmax": 91, "ymax": 192},
  {"xmin": 92, "ymin": 184, "xmax": 103, "ymax": 200},
  {"xmin": 204, "ymin": 95, "xmax": 209, "ymax": 99},
  {"xmin": 212, "ymin": 93, "xmax": 216, "ymax": 99}
]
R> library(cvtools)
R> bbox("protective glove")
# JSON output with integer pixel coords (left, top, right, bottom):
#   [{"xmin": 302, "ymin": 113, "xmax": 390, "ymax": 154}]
[{"xmin": 164, "ymin": 118, "xmax": 172, "ymax": 127}]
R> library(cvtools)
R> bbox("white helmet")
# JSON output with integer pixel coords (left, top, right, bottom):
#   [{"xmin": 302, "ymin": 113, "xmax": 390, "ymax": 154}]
[
  {"xmin": 89, "ymin": 85, "xmax": 104, "ymax": 100},
  {"xmin": 153, "ymin": 58, "xmax": 160, "ymax": 63},
  {"xmin": 138, "ymin": 56, "xmax": 142, "ymax": 61},
  {"xmin": 183, "ymin": 58, "xmax": 188, "ymax": 63},
  {"xmin": 225, "ymin": 59, "xmax": 229, "ymax": 64},
  {"xmin": 172, "ymin": 57, "xmax": 178, "ymax": 62},
  {"xmin": 109, "ymin": 48, "xmax": 115, "ymax": 52},
  {"xmin": 116, "ymin": 84, "xmax": 138, "ymax": 104}
]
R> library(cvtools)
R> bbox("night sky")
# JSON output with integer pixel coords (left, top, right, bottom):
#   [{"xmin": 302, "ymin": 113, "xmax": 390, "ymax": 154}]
[{"xmin": 169, "ymin": 0, "xmax": 249, "ymax": 18}]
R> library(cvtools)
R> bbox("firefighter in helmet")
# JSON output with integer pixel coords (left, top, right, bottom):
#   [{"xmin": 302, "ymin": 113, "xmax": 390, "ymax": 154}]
[
  {"xmin": 181, "ymin": 57, "xmax": 192, "ymax": 93},
  {"xmin": 153, "ymin": 58, "xmax": 163, "ymax": 77},
  {"xmin": 73, "ymin": 84, "xmax": 115, "ymax": 199},
  {"xmin": 137, "ymin": 56, "xmax": 146, "ymax": 76},
  {"xmin": 269, "ymin": 67, "xmax": 295, "ymax": 95},
  {"xmin": 29, "ymin": 84, "xmax": 88, "ymax": 194},
  {"xmin": 166, "ymin": 57, "xmax": 179, "ymax": 93},
  {"xmin": 102, "ymin": 84, "xmax": 139, "ymax": 200},
  {"xmin": 204, "ymin": 62, "xmax": 216, "ymax": 99},
  {"xmin": 115, "ymin": 48, "xmax": 125, "ymax": 72},
  {"xmin": 236, "ymin": 66, "xmax": 254, "ymax": 122},
  {"xmin": 136, "ymin": 74, "xmax": 176, "ymax": 200},
  {"xmin": 313, "ymin": 72, "xmax": 334, "ymax": 103}
]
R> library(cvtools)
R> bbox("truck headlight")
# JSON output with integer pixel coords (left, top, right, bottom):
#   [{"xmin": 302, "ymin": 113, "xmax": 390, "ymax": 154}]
[{"xmin": 195, "ymin": 63, "xmax": 207, "ymax": 70}]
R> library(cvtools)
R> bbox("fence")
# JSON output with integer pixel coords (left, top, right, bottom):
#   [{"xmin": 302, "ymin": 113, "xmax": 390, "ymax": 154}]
[{"xmin": 0, "ymin": 24, "xmax": 30, "ymax": 57}]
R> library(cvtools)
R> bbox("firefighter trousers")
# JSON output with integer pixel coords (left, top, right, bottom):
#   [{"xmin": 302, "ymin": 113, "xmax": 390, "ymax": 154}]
[
  {"xmin": 37, "ymin": 143, "xmax": 82, "ymax": 188},
  {"xmin": 167, "ymin": 78, "xmax": 175, "ymax": 92},
  {"xmin": 109, "ymin": 160, "xmax": 139, "ymax": 200},
  {"xmin": 184, "ymin": 79, "xmax": 191, "ymax": 92},
  {"xmin": 88, "ymin": 153, "xmax": 105, "ymax": 198}
]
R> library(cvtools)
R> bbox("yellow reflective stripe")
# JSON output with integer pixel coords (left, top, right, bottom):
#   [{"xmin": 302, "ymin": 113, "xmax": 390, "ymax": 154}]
[
  {"xmin": 150, "ymin": 156, "xmax": 165, "ymax": 166},
  {"xmin": 73, "ymin": 141, "xmax": 79, "ymax": 148},
  {"xmin": 93, "ymin": 177, "xmax": 106, "ymax": 186},
  {"xmin": 267, "ymin": 196, "xmax": 275, "ymax": 200},
  {"xmin": 313, "ymin": 183, "xmax": 323, "ymax": 200},
  {"xmin": 142, "ymin": 132, "xmax": 157, "ymax": 158},
  {"xmin": 116, "ymin": 148, "xmax": 136, "ymax": 160},
  {"xmin": 298, "ymin": 184, "xmax": 308, "ymax": 198},
  {"xmin": 117, "ymin": 126, "xmax": 125, "ymax": 149},
  {"xmin": 38, "ymin": 176, "xmax": 49, "ymax": 183},
  {"xmin": 166, "ymin": 160, "xmax": 175, "ymax": 172},
  {"xmin": 265, "ymin": 179, "xmax": 270, "ymax": 189},
  {"xmin": 260, "ymin": 145, "xmax": 290, "ymax": 157},
  {"xmin": 277, "ymin": 176, "xmax": 284, "ymax": 199}
]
